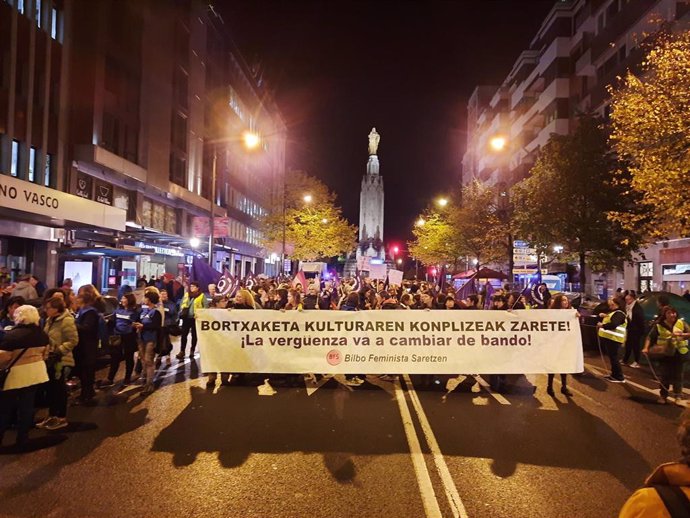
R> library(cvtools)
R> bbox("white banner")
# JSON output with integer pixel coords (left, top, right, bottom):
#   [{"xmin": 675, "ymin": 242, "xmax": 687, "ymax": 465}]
[{"xmin": 196, "ymin": 309, "xmax": 583, "ymax": 375}]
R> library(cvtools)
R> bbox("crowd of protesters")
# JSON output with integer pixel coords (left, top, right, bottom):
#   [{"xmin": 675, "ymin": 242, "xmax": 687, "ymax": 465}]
[{"xmin": 0, "ymin": 269, "xmax": 688, "ymax": 450}]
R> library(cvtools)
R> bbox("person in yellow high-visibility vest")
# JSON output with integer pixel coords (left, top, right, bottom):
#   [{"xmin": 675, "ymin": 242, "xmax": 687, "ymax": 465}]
[
  {"xmin": 643, "ymin": 306, "xmax": 690, "ymax": 404},
  {"xmin": 175, "ymin": 282, "xmax": 208, "ymax": 360},
  {"xmin": 597, "ymin": 296, "xmax": 628, "ymax": 383}
]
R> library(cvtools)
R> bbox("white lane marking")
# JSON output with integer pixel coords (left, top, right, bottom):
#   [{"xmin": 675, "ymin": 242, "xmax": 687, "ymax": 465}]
[
  {"xmin": 393, "ymin": 379, "xmax": 443, "ymax": 518},
  {"xmin": 473, "ymin": 376, "xmax": 511, "ymax": 405},
  {"xmin": 403, "ymin": 375, "xmax": 469, "ymax": 518}
]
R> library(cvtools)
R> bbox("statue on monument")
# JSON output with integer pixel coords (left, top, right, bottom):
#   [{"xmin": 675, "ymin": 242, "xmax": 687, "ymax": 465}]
[{"xmin": 368, "ymin": 127, "xmax": 380, "ymax": 156}]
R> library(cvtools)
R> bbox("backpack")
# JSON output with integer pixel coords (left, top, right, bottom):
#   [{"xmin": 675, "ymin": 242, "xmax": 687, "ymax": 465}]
[
  {"xmin": 80, "ymin": 307, "xmax": 110, "ymax": 349},
  {"xmin": 654, "ymin": 485, "xmax": 690, "ymax": 518}
]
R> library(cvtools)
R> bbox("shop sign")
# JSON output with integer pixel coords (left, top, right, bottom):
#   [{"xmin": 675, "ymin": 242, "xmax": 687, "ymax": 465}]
[
  {"xmin": 0, "ymin": 174, "xmax": 126, "ymax": 231},
  {"xmin": 134, "ymin": 241, "xmax": 184, "ymax": 257},
  {"xmin": 75, "ymin": 172, "xmax": 92, "ymax": 199},
  {"xmin": 94, "ymin": 180, "xmax": 113, "ymax": 205}
]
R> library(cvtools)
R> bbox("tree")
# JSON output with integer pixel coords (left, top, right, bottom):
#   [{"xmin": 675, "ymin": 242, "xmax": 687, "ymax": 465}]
[
  {"xmin": 261, "ymin": 170, "xmax": 357, "ymax": 261},
  {"xmin": 407, "ymin": 211, "xmax": 460, "ymax": 267},
  {"xmin": 510, "ymin": 115, "xmax": 643, "ymax": 288},
  {"xmin": 407, "ymin": 181, "xmax": 506, "ymax": 270},
  {"xmin": 608, "ymin": 30, "xmax": 690, "ymax": 238}
]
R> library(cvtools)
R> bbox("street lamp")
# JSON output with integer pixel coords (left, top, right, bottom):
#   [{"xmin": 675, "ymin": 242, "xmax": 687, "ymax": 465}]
[
  {"xmin": 303, "ymin": 194, "xmax": 313, "ymax": 203},
  {"xmin": 436, "ymin": 197, "xmax": 448, "ymax": 208},
  {"xmin": 489, "ymin": 135, "xmax": 507, "ymax": 152},
  {"xmin": 243, "ymin": 131, "xmax": 261, "ymax": 150},
  {"xmin": 397, "ymin": 258, "xmax": 403, "ymax": 266},
  {"xmin": 416, "ymin": 217, "xmax": 425, "ymax": 227},
  {"xmin": 190, "ymin": 237, "xmax": 200, "ymax": 248}
]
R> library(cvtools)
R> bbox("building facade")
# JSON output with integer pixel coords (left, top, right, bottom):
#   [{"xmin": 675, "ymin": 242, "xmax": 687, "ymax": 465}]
[
  {"xmin": 0, "ymin": 0, "xmax": 286, "ymax": 292},
  {"xmin": 462, "ymin": 0, "xmax": 690, "ymax": 294}
]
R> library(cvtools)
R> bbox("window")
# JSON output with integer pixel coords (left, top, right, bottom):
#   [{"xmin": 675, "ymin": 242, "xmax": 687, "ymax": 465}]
[
  {"xmin": 28, "ymin": 146, "xmax": 36, "ymax": 182},
  {"xmin": 35, "ymin": 0, "xmax": 41, "ymax": 27},
  {"xmin": 44, "ymin": 153, "xmax": 52, "ymax": 186},
  {"xmin": 172, "ymin": 112, "xmax": 187, "ymax": 151},
  {"xmin": 51, "ymin": 7, "xmax": 57, "ymax": 39},
  {"xmin": 10, "ymin": 140, "xmax": 19, "ymax": 177},
  {"xmin": 17, "ymin": 0, "xmax": 24, "ymax": 15}
]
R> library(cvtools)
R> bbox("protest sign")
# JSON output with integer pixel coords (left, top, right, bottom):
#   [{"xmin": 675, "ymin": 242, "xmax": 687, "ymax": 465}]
[
  {"xmin": 196, "ymin": 309, "xmax": 583, "ymax": 375},
  {"xmin": 388, "ymin": 269, "xmax": 403, "ymax": 286},
  {"xmin": 368, "ymin": 263, "xmax": 387, "ymax": 280}
]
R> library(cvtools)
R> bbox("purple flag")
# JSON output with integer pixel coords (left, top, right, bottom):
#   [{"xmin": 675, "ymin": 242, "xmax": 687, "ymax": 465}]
[
  {"xmin": 483, "ymin": 281, "xmax": 494, "ymax": 309},
  {"xmin": 216, "ymin": 270, "xmax": 235, "ymax": 296},
  {"xmin": 454, "ymin": 278, "xmax": 477, "ymax": 302},
  {"xmin": 191, "ymin": 257, "xmax": 222, "ymax": 294}
]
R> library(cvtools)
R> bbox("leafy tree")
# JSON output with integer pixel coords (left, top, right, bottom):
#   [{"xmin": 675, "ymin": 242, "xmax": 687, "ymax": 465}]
[
  {"xmin": 407, "ymin": 211, "xmax": 460, "ymax": 267},
  {"xmin": 408, "ymin": 181, "xmax": 506, "ymax": 270},
  {"xmin": 608, "ymin": 30, "xmax": 690, "ymax": 238},
  {"xmin": 510, "ymin": 115, "xmax": 643, "ymax": 288},
  {"xmin": 261, "ymin": 170, "xmax": 357, "ymax": 261}
]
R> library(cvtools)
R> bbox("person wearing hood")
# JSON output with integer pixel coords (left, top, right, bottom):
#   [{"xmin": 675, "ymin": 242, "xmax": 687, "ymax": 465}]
[{"xmin": 11, "ymin": 275, "xmax": 38, "ymax": 301}]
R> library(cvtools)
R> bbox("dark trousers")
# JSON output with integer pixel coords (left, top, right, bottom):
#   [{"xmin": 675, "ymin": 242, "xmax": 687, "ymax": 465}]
[
  {"xmin": 180, "ymin": 317, "xmax": 197, "ymax": 354},
  {"xmin": 659, "ymin": 354, "xmax": 685, "ymax": 398},
  {"xmin": 75, "ymin": 345, "xmax": 97, "ymax": 400},
  {"xmin": 623, "ymin": 331, "xmax": 643, "ymax": 364},
  {"xmin": 603, "ymin": 338, "xmax": 624, "ymax": 379},
  {"xmin": 107, "ymin": 333, "xmax": 138, "ymax": 382},
  {"xmin": 47, "ymin": 365, "xmax": 71, "ymax": 418},
  {"xmin": 0, "ymin": 385, "xmax": 38, "ymax": 446},
  {"xmin": 547, "ymin": 374, "xmax": 568, "ymax": 388}
]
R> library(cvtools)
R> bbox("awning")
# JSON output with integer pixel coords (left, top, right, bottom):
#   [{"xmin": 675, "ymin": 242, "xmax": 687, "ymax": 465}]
[{"xmin": 59, "ymin": 246, "xmax": 154, "ymax": 257}]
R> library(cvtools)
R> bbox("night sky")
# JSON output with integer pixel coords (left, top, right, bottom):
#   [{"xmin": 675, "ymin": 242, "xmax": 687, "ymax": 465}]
[{"xmin": 223, "ymin": 0, "xmax": 555, "ymax": 246}]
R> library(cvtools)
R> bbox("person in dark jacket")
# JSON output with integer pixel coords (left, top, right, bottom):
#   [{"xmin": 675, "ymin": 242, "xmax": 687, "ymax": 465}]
[
  {"xmin": 0, "ymin": 305, "xmax": 49, "ymax": 449},
  {"xmin": 0, "ymin": 296, "xmax": 25, "ymax": 340},
  {"xmin": 133, "ymin": 290, "xmax": 162, "ymax": 395},
  {"xmin": 302, "ymin": 284, "xmax": 319, "ymax": 310},
  {"xmin": 340, "ymin": 292, "xmax": 360, "ymax": 311},
  {"xmin": 597, "ymin": 296, "xmax": 628, "ymax": 383},
  {"xmin": 623, "ymin": 290, "xmax": 645, "ymax": 368},
  {"xmin": 156, "ymin": 289, "xmax": 177, "ymax": 368},
  {"xmin": 101, "ymin": 293, "xmax": 139, "ymax": 387},
  {"xmin": 74, "ymin": 291, "xmax": 102, "ymax": 403}
]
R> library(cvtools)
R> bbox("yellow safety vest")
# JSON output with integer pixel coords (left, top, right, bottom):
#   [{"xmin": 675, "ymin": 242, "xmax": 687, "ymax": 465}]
[
  {"xmin": 598, "ymin": 310, "xmax": 628, "ymax": 343},
  {"xmin": 657, "ymin": 320, "xmax": 689, "ymax": 355},
  {"xmin": 180, "ymin": 292, "xmax": 206, "ymax": 317}
]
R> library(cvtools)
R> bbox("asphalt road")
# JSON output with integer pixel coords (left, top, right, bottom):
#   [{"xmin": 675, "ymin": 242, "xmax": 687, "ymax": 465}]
[{"xmin": 0, "ymin": 350, "xmax": 685, "ymax": 518}]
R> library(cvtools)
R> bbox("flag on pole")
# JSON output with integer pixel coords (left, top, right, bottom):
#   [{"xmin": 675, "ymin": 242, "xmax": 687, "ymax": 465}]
[
  {"xmin": 483, "ymin": 281, "xmax": 494, "ymax": 309},
  {"xmin": 454, "ymin": 277, "xmax": 478, "ymax": 303},
  {"xmin": 190, "ymin": 257, "xmax": 222, "ymax": 294},
  {"xmin": 245, "ymin": 270, "xmax": 256, "ymax": 290},
  {"xmin": 216, "ymin": 270, "xmax": 236, "ymax": 296},
  {"xmin": 292, "ymin": 270, "xmax": 307, "ymax": 291}
]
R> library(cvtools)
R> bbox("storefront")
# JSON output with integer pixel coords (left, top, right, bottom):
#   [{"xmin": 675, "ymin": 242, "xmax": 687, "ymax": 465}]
[{"xmin": 0, "ymin": 174, "xmax": 126, "ymax": 287}]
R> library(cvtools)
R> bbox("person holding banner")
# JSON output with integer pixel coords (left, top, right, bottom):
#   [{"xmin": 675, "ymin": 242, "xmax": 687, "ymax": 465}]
[
  {"xmin": 285, "ymin": 289, "xmax": 303, "ymax": 311},
  {"xmin": 546, "ymin": 294, "xmax": 574, "ymax": 397},
  {"xmin": 597, "ymin": 296, "xmax": 628, "ymax": 383},
  {"xmin": 176, "ymin": 282, "xmax": 207, "ymax": 360}
]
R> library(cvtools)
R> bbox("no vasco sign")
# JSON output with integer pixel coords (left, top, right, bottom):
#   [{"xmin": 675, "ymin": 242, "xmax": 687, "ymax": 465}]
[{"xmin": 0, "ymin": 174, "xmax": 126, "ymax": 231}]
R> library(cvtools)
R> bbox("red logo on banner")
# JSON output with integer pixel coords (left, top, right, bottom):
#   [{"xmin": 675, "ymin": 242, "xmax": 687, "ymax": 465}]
[{"xmin": 326, "ymin": 350, "xmax": 342, "ymax": 366}]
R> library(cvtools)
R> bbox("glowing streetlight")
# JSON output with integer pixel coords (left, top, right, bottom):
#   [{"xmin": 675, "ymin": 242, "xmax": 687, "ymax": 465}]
[
  {"xmin": 392, "ymin": 246, "xmax": 399, "ymax": 254},
  {"xmin": 396, "ymin": 258, "xmax": 403, "ymax": 265},
  {"xmin": 321, "ymin": 218, "xmax": 328, "ymax": 224},
  {"xmin": 489, "ymin": 135, "xmax": 507, "ymax": 152},
  {"xmin": 416, "ymin": 218, "xmax": 425, "ymax": 227},
  {"xmin": 303, "ymin": 194, "xmax": 313, "ymax": 203},
  {"xmin": 243, "ymin": 131, "xmax": 261, "ymax": 150},
  {"xmin": 436, "ymin": 197, "xmax": 448, "ymax": 208},
  {"xmin": 190, "ymin": 237, "xmax": 200, "ymax": 248}
]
